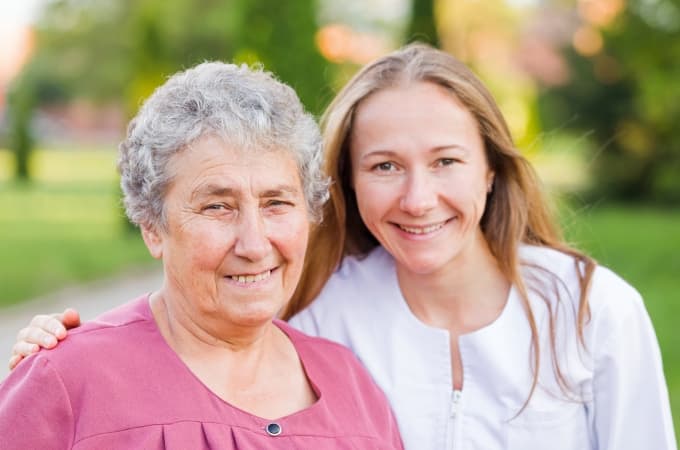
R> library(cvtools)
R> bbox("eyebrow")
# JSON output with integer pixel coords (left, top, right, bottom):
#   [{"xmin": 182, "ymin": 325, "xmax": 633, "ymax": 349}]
[
  {"xmin": 432, "ymin": 145, "xmax": 469, "ymax": 154},
  {"xmin": 191, "ymin": 184, "xmax": 236, "ymax": 201},
  {"xmin": 360, "ymin": 145, "xmax": 469, "ymax": 160},
  {"xmin": 190, "ymin": 183, "xmax": 300, "ymax": 201},
  {"xmin": 260, "ymin": 185, "xmax": 301, "ymax": 197}
]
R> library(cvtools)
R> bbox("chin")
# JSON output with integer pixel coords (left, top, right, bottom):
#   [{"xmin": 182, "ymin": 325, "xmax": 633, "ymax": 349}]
[
  {"xmin": 229, "ymin": 313, "xmax": 276, "ymax": 329},
  {"xmin": 226, "ymin": 303, "xmax": 282, "ymax": 327},
  {"xmin": 399, "ymin": 257, "xmax": 450, "ymax": 276}
]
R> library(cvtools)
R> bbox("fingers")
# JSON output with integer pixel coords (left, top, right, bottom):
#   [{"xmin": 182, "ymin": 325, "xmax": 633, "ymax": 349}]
[
  {"xmin": 28, "ymin": 313, "xmax": 69, "ymax": 340},
  {"xmin": 9, "ymin": 315, "xmax": 59, "ymax": 371},
  {"xmin": 15, "ymin": 312, "xmax": 64, "ymax": 353},
  {"xmin": 58, "ymin": 308, "xmax": 81, "ymax": 330},
  {"xmin": 11, "ymin": 339, "xmax": 40, "ymax": 361},
  {"xmin": 8, "ymin": 354, "xmax": 23, "ymax": 370},
  {"xmin": 16, "ymin": 325, "xmax": 58, "ymax": 350},
  {"xmin": 8, "ymin": 309, "xmax": 81, "ymax": 371}
]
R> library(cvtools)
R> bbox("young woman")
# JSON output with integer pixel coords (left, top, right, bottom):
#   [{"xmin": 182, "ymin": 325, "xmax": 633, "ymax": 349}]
[{"xmin": 9, "ymin": 44, "xmax": 675, "ymax": 450}]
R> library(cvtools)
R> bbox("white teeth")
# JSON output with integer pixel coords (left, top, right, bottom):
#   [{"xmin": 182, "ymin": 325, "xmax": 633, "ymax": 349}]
[
  {"xmin": 230, "ymin": 270, "xmax": 271, "ymax": 283},
  {"xmin": 399, "ymin": 222, "xmax": 444, "ymax": 234}
]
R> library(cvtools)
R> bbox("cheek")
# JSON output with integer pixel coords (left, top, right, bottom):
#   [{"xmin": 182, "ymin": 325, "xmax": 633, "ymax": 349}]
[
  {"xmin": 456, "ymin": 172, "xmax": 491, "ymax": 222},
  {"xmin": 472, "ymin": 172, "xmax": 492, "ymax": 205},
  {"xmin": 267, "ymin": 213, "xmax": 310, "ymax": 262},
  {"xmin": 444, "ymin": 170, "xmax": 487, "ymax": 201},
  {"xmin": 356, "ymin": 200, "xmax": 380, "ymax": 235},
  {"xmin": 353, "ymin": 177, "xmax": 391, "ymax": 221},
  {"xmin": 181, "ymin": 223, "xmax": 235, "ymax": 270}
]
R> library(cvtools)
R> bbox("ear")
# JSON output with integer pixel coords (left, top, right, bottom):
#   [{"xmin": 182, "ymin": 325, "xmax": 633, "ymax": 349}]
[
  {"xmin": 486, "ymin": 171, "xmax": 495, "ymax": 194},
  {"xmin": 140, "ymin": 224, "xmax": 164, "ymax": 259}
]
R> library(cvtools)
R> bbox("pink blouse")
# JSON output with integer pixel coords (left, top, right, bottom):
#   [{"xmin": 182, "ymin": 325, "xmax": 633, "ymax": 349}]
[{"xmin": 0, "ymin": 295, "xmax": 403, "ymax": 449}]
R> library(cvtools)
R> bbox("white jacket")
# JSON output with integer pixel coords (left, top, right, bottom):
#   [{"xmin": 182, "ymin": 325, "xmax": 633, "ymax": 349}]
[{"xmin": 289, "ymin": 245, "xmax": 675, "ymax": 450}]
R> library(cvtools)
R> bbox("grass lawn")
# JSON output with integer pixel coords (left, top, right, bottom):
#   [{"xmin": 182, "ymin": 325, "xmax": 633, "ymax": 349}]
[
  {"xmin": 0, "ymin": 148, "xmax": 153, "ymax": 307},
  {"xmin": 562, "ymin": 203, "xmax": 680, "ymax": 436}
]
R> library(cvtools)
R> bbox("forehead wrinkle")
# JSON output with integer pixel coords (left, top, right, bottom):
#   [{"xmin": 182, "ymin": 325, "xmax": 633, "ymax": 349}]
[
  {"xmin": 190, "ymin": 183, "xmax": 237, "ymax": 202},
  {"xmin": 190, "ymin": 182, "xmax": 301, "ymax": 202},
  {"xmin": 260, "ymin": 184, "xmax": 301, "ymax": 198},
  {"xmin": 432, "ymin": 144, "xmax": 470, "ymax": 156}
]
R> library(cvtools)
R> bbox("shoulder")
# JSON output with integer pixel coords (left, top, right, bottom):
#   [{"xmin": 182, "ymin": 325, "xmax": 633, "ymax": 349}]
[
  {"xmin": 330, "ymin": 246, "xmax": 393, "ymax": 285},
  {"xmin": 66, "ymin": 294, "xmax": 152, "ymax": 341},
  {"xmin": 519, "ymin": 245, "xmax": 587, "ymax": 310},
  {"xmin": 0, "ymin": 349, "xmax": 75, "ymax": 448},
  {"xmin": 83, "ymin": 294, "xmax": 151, "ymax": 328},
  {"xmin": 588, "ymin": 265, "xmax": 648, "ymax": 340},
  {"xmin": 521, "ymin": 244, "xmax": 636, "ymax": 292},
  {"xmin": 277, "ymin": 320, "xmax": 391, "ymax": 405},
  {"xmin": 520, "ymin": 245, "xmax": 644, "ymax": 324},
  {"xmin": 277, "ymin": 319, "xmax": 361, "ymax": 365},
  {"xmin": 277, "ymin": 320, "xmax": 385, "ymax": 398},
  {"xmin": 1, "ymin": 295, "xmax": 157, "ymax": 426},
  {"xmin": 288, "ymin": 247, "xmax": 396, "ymax": 335},
  {"xmin": 312, "ymin": 246, "xmax": 393, "ymax": 308},
  {"xmin": 519, "ymin": 245, "xmax": 583, "ymax": 280},
  {"xmin": 32, "ymin": 295, "xmax": 155, "ymax": 370}
]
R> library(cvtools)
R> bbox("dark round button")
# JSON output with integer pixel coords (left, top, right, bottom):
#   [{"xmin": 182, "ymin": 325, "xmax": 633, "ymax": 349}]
[{"xmin": 265, "ymin": 422, "xmax": 282, "ymax": 436}]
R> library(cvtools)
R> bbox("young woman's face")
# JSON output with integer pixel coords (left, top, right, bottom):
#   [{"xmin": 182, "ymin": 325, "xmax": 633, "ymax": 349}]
[{"xmin": 350, "ymin": 82, "xmax": 494, "ymax": 277}]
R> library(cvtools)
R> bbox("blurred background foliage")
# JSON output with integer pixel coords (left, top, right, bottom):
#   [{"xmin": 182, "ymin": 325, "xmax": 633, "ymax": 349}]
[
  {"xmin": 0, "ymin": 0, "xmax": 678, "ymax": 433},
  {"xmin": 4, "ymin": 0, "xmax": 680, "ymax": 201},
  {"xmin": 539, "ymin": 0, "xmax": 680, "ymax": 203},
  {"xmin": 12, "ymin": 0, "xmax": 331, "ymax": 116}
]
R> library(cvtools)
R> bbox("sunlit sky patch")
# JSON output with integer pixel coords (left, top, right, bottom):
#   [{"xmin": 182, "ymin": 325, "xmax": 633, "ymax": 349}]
[{"xmin": 0, "ymin": 0, "xmax": 43, "ymax": 26}]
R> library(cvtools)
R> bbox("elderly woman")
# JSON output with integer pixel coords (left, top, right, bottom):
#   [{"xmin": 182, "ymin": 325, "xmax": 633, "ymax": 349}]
[{"xmin": 0, "ymin": 62, "xmax": 403, "ymax": 449}]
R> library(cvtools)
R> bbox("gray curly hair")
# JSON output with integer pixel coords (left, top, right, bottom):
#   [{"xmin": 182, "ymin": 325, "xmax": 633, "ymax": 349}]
[{"xmin": 118, "ymin": 62, "xmax": 329, "ymax": 229}]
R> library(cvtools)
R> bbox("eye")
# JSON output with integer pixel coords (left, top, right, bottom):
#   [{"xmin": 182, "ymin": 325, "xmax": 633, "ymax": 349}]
[
  {"xmin": 264, "ymin": 199, "xmax": 294, "ymax": 209},
  {"xmin": 436, "ymin": 158, "xmax": 456, "ymax": 167},
  {"xmin": 202, "ymin": 203, "xmax": 233, "ymax": 215},
  {"xmin": 372, "ymin": 161, "xmax": 396, "ymax": 172}
]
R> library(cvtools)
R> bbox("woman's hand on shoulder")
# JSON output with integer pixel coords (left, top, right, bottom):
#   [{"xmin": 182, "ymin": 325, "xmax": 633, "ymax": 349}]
[{"xmin": 9, "ymin": 309, "xmax": 81, "ymax": 370}]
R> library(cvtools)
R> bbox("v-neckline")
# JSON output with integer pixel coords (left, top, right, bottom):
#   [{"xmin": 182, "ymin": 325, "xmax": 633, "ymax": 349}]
[{"xmin": 140, "ymin": 295, "xmax": 324, "ymax": 424}]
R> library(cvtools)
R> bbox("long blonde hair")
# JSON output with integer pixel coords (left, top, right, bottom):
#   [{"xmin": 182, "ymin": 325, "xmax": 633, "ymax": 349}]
[{"xmin": 283, "ymin": 43, "xmax": 595, "ymax": 404}]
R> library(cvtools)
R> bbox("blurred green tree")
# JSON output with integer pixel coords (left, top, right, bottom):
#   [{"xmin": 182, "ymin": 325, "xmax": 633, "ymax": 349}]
[
  {"xmin": 8, "ymin": 0, "xmax": 330, "ymax": 181},
  {"xmin": 539, "ymin": 1, "xmax": 680, "ymax": 203},
  {"xmin": 406, "ymin": 0, "xmax": 439, "ymax": 46},
  {"xmin": 7, "ymin": 76, "xmax": 36, "ymax": 181}
]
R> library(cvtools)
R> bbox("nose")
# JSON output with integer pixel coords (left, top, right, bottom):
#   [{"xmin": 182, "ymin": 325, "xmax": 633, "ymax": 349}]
[
  {"xmin": 234, "ymin": 208, "xmax": 272, "ymax": 261},
  {"xmin": 399, "ymin": 171, "xmax": 437, "ymax": 216}
]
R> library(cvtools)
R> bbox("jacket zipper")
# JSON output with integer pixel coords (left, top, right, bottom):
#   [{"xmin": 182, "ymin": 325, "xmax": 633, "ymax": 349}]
[{"xmin": 448, "ymin": 389, "xmax": 462, "ymax": 449}]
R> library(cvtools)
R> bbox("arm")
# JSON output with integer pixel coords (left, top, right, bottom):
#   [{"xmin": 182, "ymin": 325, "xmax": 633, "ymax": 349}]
[
  {"xmin": 9, "ymin": 309, "xmax": 81, "ymax": 370},
  {"xmin": 0, "ymin": 355, "xmax": 75, "ymax": 449},
  {"xmin": 591, "ymin": 288, "xmax": 676, "ymax": 449}
]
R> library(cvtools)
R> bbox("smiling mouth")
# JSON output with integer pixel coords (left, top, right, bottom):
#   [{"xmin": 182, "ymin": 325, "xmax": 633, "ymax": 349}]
[
  {"xmin": 397, "ymin": 220, "xmax": 449, "ymax": 235},
  {"xmin": 227, "ymin": 269, "xmax": 272, "ymax": 284}
]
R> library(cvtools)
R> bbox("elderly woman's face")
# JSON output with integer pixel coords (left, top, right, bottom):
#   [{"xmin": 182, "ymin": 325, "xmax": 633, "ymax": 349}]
[{"xmin": 144, "ymin": 135, "xmax": 310, "ymax": 328}]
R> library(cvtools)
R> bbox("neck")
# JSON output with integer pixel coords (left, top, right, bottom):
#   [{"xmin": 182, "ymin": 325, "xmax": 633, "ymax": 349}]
[
  {"xmin": 149, "ymin": 289, "xmax": 282, "ymax": 389},
  {"xmin": 396, "ymin": 232, "xmax": 510, "ymax": 334}
]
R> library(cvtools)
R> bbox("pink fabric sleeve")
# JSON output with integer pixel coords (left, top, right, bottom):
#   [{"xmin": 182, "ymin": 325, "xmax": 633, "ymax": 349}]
[
  {"xmin": 360, "ymin": 362, "xmax": 405, "ymax": 450},
  {"xmin": 0, "ymin": 355, "xmax": 75, "ymax": 449},
  {"xmin": 387, "ymin": 402, "xmax": 405, "ymax": 449},
  {"xmin": 335, "ymin": 340, "xmax": 404, "ymax": 449}
]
